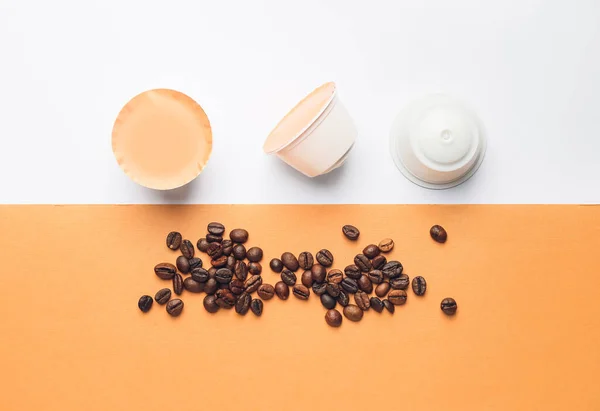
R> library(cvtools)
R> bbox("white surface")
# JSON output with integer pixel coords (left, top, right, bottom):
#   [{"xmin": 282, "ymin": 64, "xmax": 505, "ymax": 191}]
[{"xmin": 0, "ymin": 0, "xmax": 599, "ymax": 204}]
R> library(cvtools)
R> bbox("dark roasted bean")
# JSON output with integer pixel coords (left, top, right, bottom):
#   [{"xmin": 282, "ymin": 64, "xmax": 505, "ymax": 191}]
[
  {"xmin": 234, "ymin": 261, "xmax": 248, "ymax": 281},
  {"xmin": 321, "ymin": 294, "xmax": 337, "ymax": 309},
  {"xmin": 341, "ymin": 278, "xmax": 359, "ymax": 294},
  {"xmin": 180, "ymin": 240, "xmax": 194, "ymax": 259},
  {"xmin": 430, "ymin": 225, "xmax": 448, "ymax": 243},
  {"xmin": 441, "ymin": 297, "xmax": 457, "ymax": 315},
  {"xmin": 368, "ymin": 270, "xmax": 384, "ymax": 284},
  {"xmin": 204, "ymin": 278, "xmax": 218, "ymax": 295},
  {"xmin": 316, "ymin": 249, "xmax": 334, "ymax": 267},
  {"xmin": 235, "ymin": 292, "xmax": 252, "ymax": 315},
  {"xmin": 354, "ymin": 254, "xmax": 371, "ymax": 272},
  {"xmin": 336, "ymin": 289, "xmax": 350, "ymax": 307},
  {"xmin": 211, "ymin": 255, "xmax": 228, "ymax": 268},
  {"xmin": 311, "ymin": 264, "xmax": 327, "ymax": 283},
  {"xmin": 248, "ymin": 262, "xmax": 262, "ymax": 275},
  {"xmin": 172, "ymin": 273, "xmax": 184, "ymax": 295},
  {"xmin": 206, "ymin": 234, "xmax": 223, "ymax": 243},
  {"xmin": 357, "ymin": 275, "xmax": 373, "ymax": 294},
  {"xmin": 383, "ymin": 299, "xmax": 395, "ymax": 313},
  {"xmin": 281, "ymin": 252, "xmax": 299, "ymax": 271},
  {"xmin": 188, "ymin": 257, "xmax": 203, "ymax": 270},
  {"xmin": 154, "ymin": 263, "xmax": 176, "ymax": 280},
  {"xmin": 206, "ymin": 242, "xmax": 223, "ymax": 259},
  {"xmin": 269, "ymin": 258, "xmax": 283, "ymax": 273},
  {"xmin": 301, "ymin": 270, "xmax": 314, "ymax": 287},
  {"xmin": 176, "ymin": 255, "xmax": 190, "ymax": 274},
  {"xmin": 326, "ymin": 282, "xmax": 341, "ymax": 298},
  {"xmin": 221, "ymin": 239, "xmax": 233, "ymax": 256},
  {"xmin": 312, "ymin": 282, "xmax": 328, "ymax": 296},
  {"xmin": 281, "ymin": 269, "xmax": 297, "ymax": 286},
  {"xmin": 233, "ymin": 244, "xmax": 246, "ymax": 260},
  {"xmin": 363, "ymin": 244, "xmax": 380, "ymax": 259},
  {"xmin": 325, "ymin": 309, "xmax": 343, "ymax": 327},
  {"xmin": 344, "ymin": 265, "xmax": 362, "ymax": 280},
  {"xmin": 412, "ymin": 276, "xmax": 427, "ymax": 296},
  {"xmin": 207, "ymin": 222, "xmax": 225, "ymax": 235},
  {"xmin": 327, "ymin": 269, "xmax": 343, "ymax": 284},
  {"xmin": 371, "ymin": 255, "xmax": 387, "ymax": 270},
  {"xmin": 191, "ymin": 267, "xmax": 209, "ymax": 283},
  {"xmin": 245, "ymin": 275, "xmax": 263, "ymax": 293},
  {"xmin": 155, "ymin": 288, "xmax": 171, "ymax": 305},
  {"xmin": 226, "ymin": 255, "xmax": 236, "ymax": 271},
  {"xmin": 215, "ymin": 268, "xmax": 233, "ymax": 284},
  {"xmin": 229, "ymin": 279, "xmax": 246, "ymax": 295},
  {"xmin": 342, "ymin": 225, "xmax": 360, "ymax": 240},
  {"xmin": 370, "ymin": 297, "xmax": 384, "ymax": 313},
  {"xmin": 166, "ymin": 231, "xmax": 182, "ymax": 250},
  {"xmin": 183, "ymin": 277, "xmax": 205, "ymax": 293},
  {"xmin": 138, "ymin": 295, "xmax": 153, "ymax": 312},
  {"xmin": 257, "ymin": 284, "xmax": 275, "ymax": 300},
  {"xmin": 230, "ymin": 228, "xmax": 249, "ymax": 244},
  {"xmin": 247, "ymin": 247, "xmax": 263, "ymax": 262},
  {"xmin": 166, "ymin": 299, "xmax": 184, "ymax": 316},
  {"xmin": 250, "ymin": 299, "xmax": 263, "ymax": 316},
  {"xmin": 382, "ymin": 261, "xmax": 403, "ymax": 279},
  {"xmin": 215, "ymin": 289, "xmax": 236, "ymax": 308},
  {"xmin": 298, "ymin": 252, "xmax": 314, "ymax": 270},
  {"xmin": 203, "ymin": 295, "xmax": 219, "ymax": 313},
  {"xmin": 390, "ymin": 274, "xmax": 410, "ymax": 290},
  {"xmin": 197, "ymin": 238, "xmax": 210, "ymax": 252},
  {"xmin": 292, "ymin": 284, "xmax": 310, "ymax": 300},
  {"xmin": 208, "ymin": 267, "xmax": 217, "ymax": 278},
  {"xmin": 274, "ymin": 281, "xmax": 289, "ymax": 300}
]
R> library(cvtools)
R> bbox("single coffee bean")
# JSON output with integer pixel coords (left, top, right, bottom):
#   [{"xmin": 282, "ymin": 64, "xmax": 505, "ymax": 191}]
[
  {"xmin": 206, "ymin": 234, "xmax": 223, "ymax": 243},
  {"xmin": 245, "ymin": 275, "xmax": 263, "ymax": 293},
  {"xmin": 207, "ymin": 222, "xmax": 225, "ymax": 236},
  {"xmin": 301, "ymin": 270, "xmax": 314, "ymax": 287},
  {"xmin": 155, "ymin": 288, "xmax": 171, "ymax": 305},
  {"xmin": 166, "ymin": 231, "xmax": 182, "ymax": 250},
  {"xmin": 344, "ymin": 265, "xmax": 362, "ymax": 280},
  {"xmin": 138, "ymin": 295, "xmax": 153, "ymax": 312},
  {"xmin": 206, "ymin": 242, "xmax": 223, "ymax": 259},
  {"xmin": 326, "ymin": 282, "xmax": 340, "ymax": 298},
  {"xmin": 208, "ymin": 267, "xmax": 217, "ymax": 278},
  {"xmin": 221, "ymin": 239, "xmax": 233, "ymax": 256},
  {"xmin": 246, "ymin": 247, "xmax": 263, "ymax": 262},
  {"xmin": 341, "ymin": 278, "xmax": 359, "ymax": 294},
  {"xmin": 166, "ymin": 299, "xmax": 184, "ymax": 316},
  {"xmin": 197, "ymin": 238, "xmax": 210, "ymax": 252},
  {"xmin": 180, "ymin": 239, "xmax": 194, "ymax": 259},
  {"xmin": 343, "ymin": 305, "xmax": 363, "ymax": 322},
  {"xmin": 188, "ymin": 257, "xmax": 203, "ymax": 270},
  {"xmin": 281, "ymin": 269, "xmax": 297, "ymax": 286},
  {"xmin": 281, "ymin": 252, "xmax": 299, "ymax": 271},
  {"xmin": 312, "ymin": 282, "xmax": 328, "ymax": 296},
  {"xmin": 382, "ymin": 261, "xmax": 403, "ymax": 279},
  {"xmin": 269, "ymin": 258, "xmax": 283, "ymax": 273},
  {"xmin": 204, "ymin": 278, "xmax": 218, "ymax": 295},
  {"xmin": 324, "ymin": 309, "xmax": 342, "ymax": 328},
  {"xmin": 375, "ymin": 282, "xmax": 391, "ymax": 298},
  {"xmin": 226, "ymin": 255, "xmax": 236, "ymax": 271},
  {"xmin": 371, "ymin": 255, "xmax": 387, "ymax": 270},
  {"xmin": 172, "ymin": 273, "xmax": 184, "ymax": 295},
  {"xmin": 248, "ymin": 262, "xmax": 262, "ymax": 275},
  {"xmin": 216, "ymin": 289, "xmax": 236, "ymax": 308},
  {"xmin": 383, "ymin": 299, "xmax": 395, "ymax": 313},
  {"xmin": 203, "ymin": 294, "xmax": 219, "ymax": 313},
  {"xmin": 274, "ymin": 281, "xmax": 289, "ymax": 300},
  {"xmin": 316, "ymin": 249, "xmax": 334, "ymax": 267},
  {"xmin": 229, "ymin": 279, "xmax": 246, "ymax": 295},
  {"xmin": 342, "ymin": 225, "xmax": 360, "ymax": 240},
  {"xmin": 412, "ymin": 276, "xmax": 427, "ymax": 296},
  {"xmin": 321, "ymin": 294, "xmax": 337, "ymax": 309},
  {"xmin": 211, "ymin": 255, "xmax": 228, "ymax": 268},
  {"xmin": 378, "ymin": 238, "xmax": 394, "ymax": 253},
  {"xmin": 327, "ymin": 269, "xmax": 343, "ymax": 284},
  {"xmin": 154, "ymin": 263, "xmax": 176, "ymax": 280},
  {"xmin": 354, "ymin": 291, "xmax": 371, "ymax": 311},
  {"xmin": 233, "ymin": 244, "xmax": 246, "ymax": 260},
  {"xmin": 215, "ymin": 268, "xmax": 233, "ymax": 284},
  {"xmin": 311, "ymin": 265, "xmax": 327, "ymax": 283},
  {"xmin": 370, "ymin": 297, "xmax": 384, "ymax": 313},
  {"xmin": 292, "ymin": 284, "xmax": 310, "ymax": 300},
  {"xmin": 234, "ymin": 261, "xmax": 248, "ymax": 281},
  {"xmin": 336, "ymin": 289, "xmax": 350, "ymax": 307},
  {"xmin": 235, "ymin": 292, "xmax": 252, "ymax": 315},
  {"xmin": 183, "ymin": 277, "xmax": 205, "ymax": 293},
  {"xmin": 390, "ymin": 274, "xmax": 410, "ymax": 290},
  {"xmin": 357, "ymin": 275, "xmax": 373, "ymax": 294},
  {"xmin": 368, "ymin": 270, "xmax": 384, "ymax": 284},
  {"xmin": 191, "ymin": 267, "xmax": 209, "ymax": 283},
  {"xmin": 257, "ymin": 284, "xmax": 275, "ymax": 300},
  {"xmin": 354, "ymin": 254, "xmax": 371, "ymax": 272},
  {"xmin": 388, "ymin": 290, "xmax": 407, "ymax": 305},
  {"xmin": 230, "ymin": 228, "xmax": 249, "ymax": 243},
  {"xmin": 298, "ymin": 252, "xmax": 314, "ymax": 270},
  {"xmin": 250, "ymin": 299, "xmax": 263, "ymax": 316},
  {"xmin": 441, "ymin": 297, "xmax": 457, "ymax": 315},
  {"xmin": 430, "ymin": 225, "xmax": 448, "ymax": 243},
  {"xmin": 363, "ymin": 244, "xmax": 380, "ymax": 259}
]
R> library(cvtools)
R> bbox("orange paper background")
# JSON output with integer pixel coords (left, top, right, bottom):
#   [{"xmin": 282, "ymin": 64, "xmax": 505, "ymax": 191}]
[{"xmin": 1, "ymin": 205, "xmax": 599, "ymax": 410}]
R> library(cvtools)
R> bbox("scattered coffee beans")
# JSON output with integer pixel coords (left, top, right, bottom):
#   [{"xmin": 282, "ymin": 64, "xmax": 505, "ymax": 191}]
[
  {"xmin": 370, "ymin": 297, "xmax": 384, "ymax": 313},
  {"xmin": 441, "ymin": 298, "xmax": 457, "ymax": 315},
  {"xmin": 155, "ymin": 288, "xmax": 171, "ymax": 305},
  {"xmin": 378, "ymin": 238, "xmax": 394, "ymax": 253},
  {"xmin": 247, "ymin": 247, "xmax": 263, "ymax": 262},
  {"xmin": 430, "ymin": 225, "xmax": 447, "ymax": 243},
  {"xmin": 343, "ymin": 304, "xmax": 363, "ymax": 322},
  {"xmin": 230, "ymin": 228, "xmax": 249, "ymax": 243},
  {"xmin": 325, "ymin": 309, "xmax": 343, "ymax": 327},
  {"xmin": 270, "ymin": 258, "xmax": 284, "ymax": 273},
  {"xmin": 138, "ymin": 295, "xmax": 153, "ymax": 312},
  {"xmin": 321, "ymin": 294, "xmax": 337, "ymax": 309},
  {"xmin": 274, "ymin": 281, "xmax": 289, "ymax": 300},
  {"xmin": 412, "ymin": 276, "xmax": 427, "ymax": 296},
  {"xmin": 281, "ymin": 252, "xmax": 299, "ymax": 271},
  {"xmin": 342, "ymin": 225, "xmax": 360, "ymax": 240},
  {"xmin": 166, "ymin": 231, "xmax": 182, "ymax": 250},
  {"xmin": 166, "ymin": 299, "xmax": 184, "ymax": 316},
  {"xmin": 154, "ymin": 263, "xmax": 176, "ymax": 280},
  {"xmin": 172, "ymin": 273, "xmax": 184, "ymax": 295},
  {"xmin": 184, "ymin": 277, "xmax": 205, "ymax": 293},
  {"xmin": 250, "ymin": 299, "xmax": 263, "ymax": 316},
  {"xmin": 363, "ymin": 244, "xmax": 380, "ymax": 259},
  {"xmin": 316, "ymin": 249, "xmax": 333, "ymax": 267},
  {"xmin": 375, "ymin": 282, "xmax": 391, "ymax": 298},
  {"xmin": 281, "ymin": 269, "xmax": 297, "ymax": 286},
  {"xmin": 298, "ymin": 252, "xmax": 314, "ymax": 270},
  {"xmin": 257, "ymin": 284, "xmax": 275, "ymax": 300},
  {"xmin": 203, "ymin": 295, "xmax": 219, "ymax": 313},
  {"xmin": 388, "ymin": 290, "xmax": 407, "ymax": 305},
  {"xmin": 301, "ymin": 270, "xmax": 314, "ymax": 287},
  {"xmin": 293, "ymin": 284, "xmax": 310, "ymax": 300}
]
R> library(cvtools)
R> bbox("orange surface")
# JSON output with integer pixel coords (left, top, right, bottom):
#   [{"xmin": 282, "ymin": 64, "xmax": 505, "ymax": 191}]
[{"xmin": 1, "ymin": 205, "xmax": 599, "ymax": 410}]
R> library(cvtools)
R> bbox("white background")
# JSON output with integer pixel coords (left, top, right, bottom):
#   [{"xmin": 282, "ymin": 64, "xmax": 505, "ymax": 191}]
[{"xmin": 1, "ymin": 0, "xmax": 599, "ymax": 204}]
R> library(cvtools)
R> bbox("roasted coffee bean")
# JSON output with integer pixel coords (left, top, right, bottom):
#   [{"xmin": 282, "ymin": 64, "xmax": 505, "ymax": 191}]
[
  {"xmin": 354, "ymin": 291, "xmax": 371, "ymax": 311},
  {"xmin": 378, "ymin": 238, "xmax": 394, "ymax": 253},
  {"xmin": 336, "ymin": 289, "xmax": 350, "ymax": 307},
  {"xmin": 363, "ymin": 244, "xmax": 380, "ymax": 259},
  {"xmin": 383, "ymin": 299, "xmax": 395, "ymax": 313},
  {"xmin": 191, "ymin": 267, "xmax": 209, "ymax": 283},
  {"xmin": 245, "ymin": 275, "xmax": 263, "ymax": 293},
  {"xmin": 371, "ymin": 255, "xmax": 387, "ymax": 270},
  {"xmin": 155, "ymin": 288, "xmax": 171, "ymax": 305},
  {"xmin": 281, "ymin": 252, "xmax": 299, "ymax": 271},
  {"xmin": 344, "ymin": 265, "xmax": 362, "ymax": 280},
  {"xmin": 154, "ymin": 263, "xmax": 176, "ymax": 280},
  {"xmin": 166, "ymin": 231, "xmax": 182, "ymax": 250},
  {"xmin": 412, "ymin": 276, "xmax": 427, "ymax": 296},
  {"xmin": 203, "ymin": 295, "xmax": 219, "ymax": 313},
  {"xmin": 248, "ymin": 262, "xmax": 262, "ymax": 275},
  {"xmin": 388, "ymin": 290, "xmax": 407, "ymax": 305},
  {"xmin": 430, "ymin": 225, "xmax": 448, "ymax": 243},
  {"xmin": 235, "ymin": 292, "xmax": 252, "ymax": 315},
  {"xmin": 206, "ymin": 234, "xmax": 223, "ymax": 243},
  {"xmin": 316, "ymin": 249, "xmax": 334, "ymax": 267},
  {"xmin": 250, "ymin": 299, "xmax": 263, "ymax": 316},
  {"xmin": 342, "ymin": 225, "xmax": 360, "ymax": 240},
  {"xmin": 218, "ymin": 283, "xmax": 230, "ymax": 290},
  {"xmin": 375, "ymin": 282, "xmax": 391, "ymax": 298},
  {"xmin": 206, "ymin": 242, "xmax": 223, "ymax": 259},
  {"xmin": 441, "ymin": 297, "xmax": 457, "ymax": 315},
  {"xmin": 257, "ymin": 284, "xmax": 275, "ymax": 300},
  {"xmin": 301, "ymin": 270, "xmax": 314, "ymax": 287},
  {"xmin": 247, "ymin": 247, "xmax": 263, "ymax": 262},
  {"xmin": 180, "ymin": 240, "xmax": 194, "ymax": 259},
  {"xmin": 176, "ymin": 255, "xmax": 190, "ymax": 274},
  {"xmin": 370, "ymin": 297, "xmax": 384, "ymax": 313},
  {"xmin": 204, "ymin": 278, "xmax": 218, "ymax": 295},
  {"xmin": 281, "ymin": 269, "xmax": 297, "ymax": 286},
  {"xmin": 298, "ymin": 252, "xmax": 314, "ymax": 270},
  {"xmin": 211, "ymin": 255, "xmax": 228, "ymax": 268},
  {"xmin": 357, "ymin": 275, "xmax": 373, "ymax": 294},
  {"xmin": 269, "ymin": 258, "xmax": 283, "ymax": 273},
  {"xmin": 188, "ymin": 257, "xmax": 203, "ymax": 270},
  {"xmin": 221, "ymin": 239, "xmax": 233, "ymax": 256},
  {"xmin": 341, "ymin": 278, "xmax": 359, "ymax": 294},
  {"xmin": 234, "ymin": 261, "xmax": 248, "ymax": 281},
  {"xmin": 207, "ymin": 222, "xmax": 225, "ymax": 236},
  {"xmin": 208, "ymin": 267, "xmax": 217, "ymax": 278},
  {"xmin": 183, "ymin": 277, "xmax": 205, "ymax": 293},
  {"xmin": 354, "ymin": 254, "xmax": 371, "ymax": 272},
  {"xmin": 321, "ymin": 294, "xmax": 337, "ymax": 309},
  {"xmin": 327, "ymin": 269, "xmax": 343, "ymax": 284},
  {"xmin": 311, "ymin": 265, "xmax": 327, "ymax": 283},
  {"xmin": 226, "ymin": 255, "xmax": 236, "ymax": 271},
  {"xmin": 368, "ymin": 270, "xmax": 384, "ymax": 284},
  {"xmin": 172, "ymin": 273, "xmax": 184, "ymax": 295},
  {"xmin": 312, "ymin": 282, "xmax": 328, "ymax": 296},
  {"xmin": 274, "ymin": 281, "xmax": 289, "ymax": 300},
  {"xmin": 343, "ymin": 305, "xmax": 363, "ymax": 322},
  {"xmin": 230, "ymin": 228, "xmax": 249, "ymax": 244},
  {"xmin": 325, "ymin": 309, "xmax": 343, "ymax": 327},
  {"xmin": 197, "ymin": 238, "xmax": 210, "ymax": 252},
  {"xmin": 229, "ymin": 279, "xmax": 246, "ymax": 295},
  {"xmin": 138, "ymin": 295, "xmax": 153, "ymax": 312},
  {"xmin": 166, "ymin": 299, "xmax": 184, "ymax": 316},
  {"xmin": 216, "ymin": 290, "xmax": 236, "ymax": 308},
  {"xmin": 382, "ymin": 261, "xmax": 403, "ymax": 279},
  {"xmin": 215, "ymin": 268, "xmax": 233, "ymax": 284},
  {"xmin": 326, "ymin": 282, "xmax": 341, "ymax": 298},
  {"xmin": 292, "ymin": 284, "xmax": 310, "ymax": 300},
  {"xmin": 233, "ymin": 244, "xmax": 246, "ymax": 260},
  {"xmin": 390, "ymin": 274, "xmax": 410, "ymax": 290}
]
